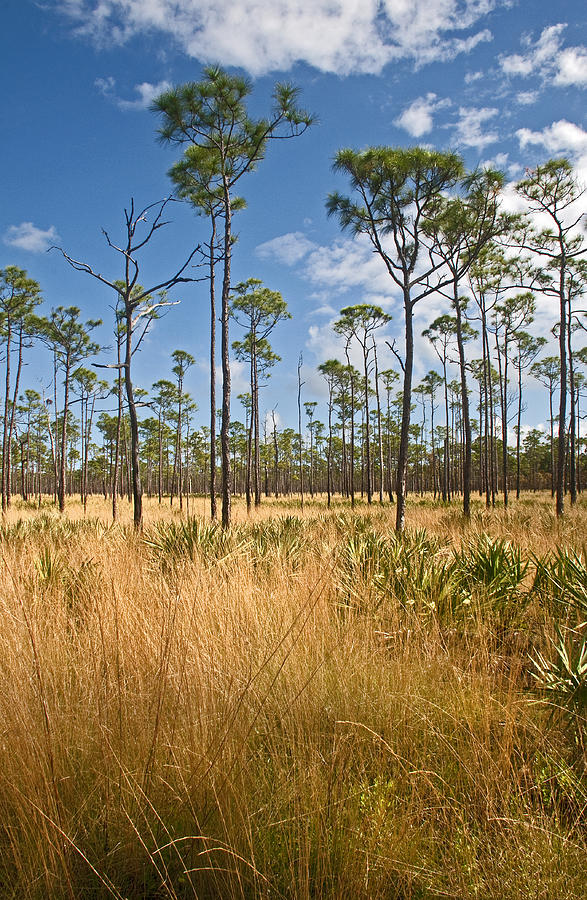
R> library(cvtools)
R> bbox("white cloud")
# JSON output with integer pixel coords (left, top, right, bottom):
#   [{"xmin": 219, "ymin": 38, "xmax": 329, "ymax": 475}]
[
  {"xmin": 516, "ymin": 120, "xmax": 587, "ymax": 155},
  {"xmin": 95, "ymin": 76, "xmax": 171, "ymax": 109},
  {"xmin": 256, "ymin": 232, "xmax": 317, "ymax": 265},
  {"xmin": 515, "ymin": 90, "xmax": 538, "ymax": 105},
  {"xmin": 257, "ymin": 233, "xmax": 404, "ymax": 308},
  {"xmin": 58, "ymin": 0, "xmax": 496, "ymax": 76},
  {"xmin": 464, "ymin": 70, "xmax": 483, "ymax": 83},
  {"xmin": 481, "ymin": 151, "xmax": 508, "ymax": 171},
  {"xmin": 501, "ymin": 24, "xmax": 565, "ymax": 78},
  {"xmin": 454, "ymin": 106, "xmax": 498, "ymax": 150},
  {"xmin": 3, "ymin": 222, "xmax": 60, "ymax": 253},
  {"xmin": 501, "ymin": 24, "xmax": 587, "ymax": 89},
  {"xmin": 554, "ymin": 47, "xmax": 587, "ymax": 87},
  {"xmin": 118, "ymin": 80, "xmax": 172, "ymax": 110},
  {"xmin": 304, "ymin": 237, "xmax": 399, "ymax": 302},
  {"xmin": 394, "ymin": 93, "xmax": 450, "ymax": 138}
]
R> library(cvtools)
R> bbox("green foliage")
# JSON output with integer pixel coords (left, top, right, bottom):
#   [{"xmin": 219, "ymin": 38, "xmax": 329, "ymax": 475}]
[
  {"xmin": 531, "ymin": 626, "xmax": 587, "ymax": 757},
  {"xmin": 452, "ymin": 534, "xmax": 529, "ymax": 618},
  {"xmin": 155, "ymin": 66, "xmax": 314, "ymax": 214},
  {"xmin": 0, "ymin": 514, "xmax": 107, "ymax": 545},
  {"xmin": 145, "ymin": 514, "xmax": 309, "ymax": 572},
  {"xmin": 145, "ymin": 516, "xmax": 241, "ymax": 565},
  {"xmin": 247, "ymin": 515, "xmax": 307, "ymax": 569},
  {"xmin": 336, "ymin": 525, "xmax": 451, "ymax": 614},
  {"xmin": 531, "ymin": 546, "xmax": 587, "ymax": 622}
]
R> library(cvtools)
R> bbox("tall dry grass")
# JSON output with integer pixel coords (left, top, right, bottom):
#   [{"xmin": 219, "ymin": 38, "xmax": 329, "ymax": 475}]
[{"xmin": 0, "ymin": 494, "xmax": 584, "ymax": 898}]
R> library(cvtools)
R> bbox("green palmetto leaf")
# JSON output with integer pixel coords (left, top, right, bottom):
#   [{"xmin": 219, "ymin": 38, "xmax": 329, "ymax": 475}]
[{"xmin": 530, "ymin": 625, "xmax": 587, "ymax": 754}]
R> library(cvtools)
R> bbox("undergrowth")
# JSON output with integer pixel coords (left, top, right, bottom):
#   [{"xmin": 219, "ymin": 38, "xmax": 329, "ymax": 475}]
[{"xmin": 0, "ymin": 496, "xmax": 584, "ymax": 899}]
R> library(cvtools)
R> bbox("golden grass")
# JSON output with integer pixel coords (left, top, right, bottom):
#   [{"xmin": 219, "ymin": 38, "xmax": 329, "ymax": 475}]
[{"xmin": 0, "ymin": 493, "xmax": 584, "ymax": 898}]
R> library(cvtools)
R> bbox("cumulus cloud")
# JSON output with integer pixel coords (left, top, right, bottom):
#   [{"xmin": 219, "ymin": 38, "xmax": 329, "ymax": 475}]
[
  {"xmin": 555, "ymin": 47, "xmax": 587, "ymax": 87},
  {"xmin": 95, "ymin": 76, "xmax": 171, "ymax": 109},
  {"xmin": 481, "ymin": 151, "xmax": 508, "ymax": 169},
  {"xmin": 501, "ymin": 24, "xmax": 565, "ymax": 77},
  {"xmin": 256, "ymin": 232, "xmax": 317, "ymax": 265},
  {"xmin": 454, "ymin": 106, "xmax": 498, "ymax": 150},
  {"xmin": 501, "ymin": 24, "xmax": 587, "ymax": 89},
  {"xmin": 3, "ymin": 222, "xmax": 60, "ymax": 253},
  {"xmin": 256, "ymin": 231, "xmax": 399, "ymax": 302},
  {"xmin": 304, "ymin": 238, "xmax": 399, "ymax": 302},
  {"xmin": 118, "ymin": 80, "xmax": 172, "ymax": 109},
  {"xmin": 57, "ymin": 0, "xmax": 495, "ymax": 76},
  {"xmin": 394, "ymin": 93, "xmax": 451, "ymax": 137},
  {"xmin": 516, "ymin": 120, "xmax": 587, "ymax": 155}
]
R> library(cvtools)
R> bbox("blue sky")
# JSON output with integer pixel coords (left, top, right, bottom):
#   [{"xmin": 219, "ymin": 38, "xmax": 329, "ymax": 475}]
[{"xmin": 1, "ymin": 0, "xmax": 586, "ymax": 432}]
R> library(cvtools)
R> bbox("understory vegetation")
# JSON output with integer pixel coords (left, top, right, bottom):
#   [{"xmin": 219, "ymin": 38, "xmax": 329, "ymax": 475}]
[{"xmin": 0, "ymin": 494, "xmax": 585, "ymax": 898}]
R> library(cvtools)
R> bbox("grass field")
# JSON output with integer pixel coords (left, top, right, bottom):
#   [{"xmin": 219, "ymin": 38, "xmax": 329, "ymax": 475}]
[{"xmin": 0, "ymin": 493, "xmax": 585, "ymax": 898}]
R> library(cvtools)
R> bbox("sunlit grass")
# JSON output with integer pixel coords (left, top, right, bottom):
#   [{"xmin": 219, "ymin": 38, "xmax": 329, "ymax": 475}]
[{"xmin": 0, "ymin": 492, "xmax": 584, "ymax": 897}]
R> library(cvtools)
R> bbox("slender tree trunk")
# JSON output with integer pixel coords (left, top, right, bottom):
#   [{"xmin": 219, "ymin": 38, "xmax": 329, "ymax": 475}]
[
  {"xmin": 83, "ymin": 393, "xmax": 95, "ymax": 515},
  {"xmin": 58, "ymin": 358, "xmax": 70, "ymax": 514},
  {"xmin": 253, "ymin": 342, "xmax": 261, "ymax": 508},
  {"xmin": 556, "ymin": 250, "xmax": 567, "ymax": 517},
  {"xmin": 549, "ymin": 386, "xmax": 555, "ymax": 498},
  {"xmin": 245, "ymin": 397, "xmax": 252, "ymax": 514},
  {"xmin": 53, "ymin": 352, "xmax": 59, "ymax": 503},
  {"xmin": 272, "ymin": 412, "xmax": 279, "ymax": 498},
  {"xmin": 396, "ymin": 295, "xmax": 414, "ymax": 532},
  {"xmin": 79, "ymin": 393, "xmax": 86, "ymax": 508},
  {"xmin": 113, "ymin": 330, "xmax": 122, "ymax": 521},
  {"xmin": 430, "ymin": 394, "xmax": 437, "ymax": 499},
  {"xmin": 2, "ymin": 319, "xmax": 12, "ymax": 512},
  {"xmin": 309, "ymin": 420, "xmax": 314, "ymax": 497},
  {"xmin": 220, "ymin": 176, "xmax": 232, "ymax": 528},
  {"xmin": 157, "ymin": 411, "xmax": 162, "ymax": 505},
  {"xmin": 7, "ymin": 327, "xmax": 25, "ymax": 510},
  {"xmin": 567, "ymin": 297, "xmax": 576, "ymax": 505},
  {"xmin": 482, "ymin": 319, "xmax": 490, "ymax": 506},
  {"xmin": 373, "ymin": 342, "xmax": 384, "ymax": 504},
  {"xmin": 124, "ymin": 311, "xmax": 142, "ymax": 528},
  {"xmin": 345, "ymin": 346, "xmax": 355, "ymax": 507},
  {"xmin": 495, "ymin": 330, "xmax": 509, "ymax": 506},
  {"xmin": 209, "ymin": 216, "xmax": 217, "ymax": 520},
  {"xmin": 362, "ymin": 348, "xmax": 372, "ymax": 504},
  {"xmin": 326, "ymin": 388, "xmax": 333, "ymax": 508},
  {"xmin": 484, "ymin": 325, "xmax": 497, "ymax": 506},
  {"xmin": 442, "ymin": 359, "xmax": 450, "ymax": 503},
  {"xmin": 297, "ymin": 354, "xmax": 304, "ymax": 511},
  {"xmin": 454, "ymin": 287, "xmax": 471, "ymax": 518},
  {"xmin": 516, "ymin": 358, "xmax": 523, "ymax": 500},
  {"xmin": 37, "ymin": 418, "xmax": 42, "ymax": 508},
  {"xmin": 19, "ymin": 437, "xmax": 26, "ymax": 502},
  {"xmin": 25, "ymin": 422, "xmax": 31, "ymax": 501},
  {"xmin": 576, "ymin": 388, "xmax": 582, "ymax": 495}
]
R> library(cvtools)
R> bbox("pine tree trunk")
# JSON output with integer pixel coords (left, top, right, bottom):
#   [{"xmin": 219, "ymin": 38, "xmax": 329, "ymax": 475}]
[
  {"xmin": 220, "ymin": 177, "xmax": 232, "ymax": 528},
  {"xmin": 396, "ymin": 295, "xmax": 414, "ymax": 532},
  {"xmin": 454, "ymin": 288, "xmax": 471, "ymax": 518},
  {"xmin": 124, "ymin": 311, "xmax": 142, "ymax": 528},
  {"xmin": 209, "ymin": 216, "xmax": 217, "ymax": 520}
]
